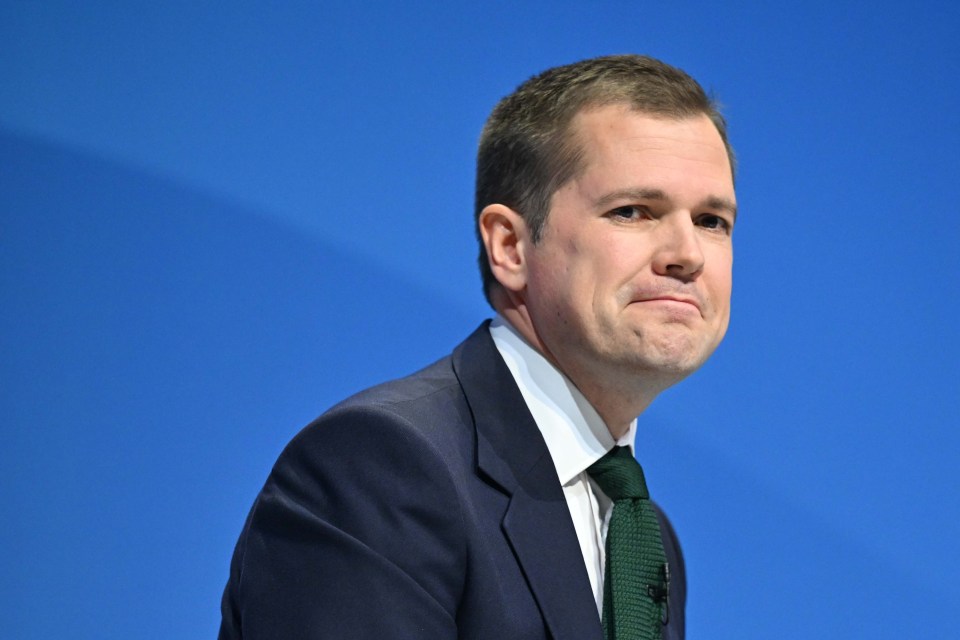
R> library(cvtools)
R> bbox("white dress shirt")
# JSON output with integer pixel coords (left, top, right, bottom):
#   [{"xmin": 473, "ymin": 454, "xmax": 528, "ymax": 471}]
[{"xmin": 489, "ymin": 316, "xmax": 636, "ymax": 615}]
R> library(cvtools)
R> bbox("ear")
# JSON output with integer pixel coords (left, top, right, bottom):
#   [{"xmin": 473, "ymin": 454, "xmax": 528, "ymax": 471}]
[{"xmin": 478, "ymin": 203, "xmax": 529, "ymax": 293}]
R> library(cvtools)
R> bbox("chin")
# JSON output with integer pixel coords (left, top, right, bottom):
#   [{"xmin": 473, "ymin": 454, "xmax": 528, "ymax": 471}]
[
  {"xmin": 627, "ymin": 336, "xmax": 715, "ymax": 378},
  {"xmin": 634, "ymin": 354, "xmax": 701, "ymax": 379}
]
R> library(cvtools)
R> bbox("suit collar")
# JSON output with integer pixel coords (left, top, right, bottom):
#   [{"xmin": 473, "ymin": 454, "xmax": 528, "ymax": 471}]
[{"xmin": 452, "ymin": 322, "xmax": 602, "ymax": 640}]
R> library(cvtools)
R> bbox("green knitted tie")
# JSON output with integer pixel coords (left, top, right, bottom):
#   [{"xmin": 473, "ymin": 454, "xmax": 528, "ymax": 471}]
[{"xmin": 588, "ymin": 446, "xmax": 668, "ymax": 640}]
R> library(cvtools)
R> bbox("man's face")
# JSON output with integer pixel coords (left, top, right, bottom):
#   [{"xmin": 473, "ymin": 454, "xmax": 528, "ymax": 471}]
[{"xmin": 522, "ymin": 105, "xmax": 735, "ymax": 392}]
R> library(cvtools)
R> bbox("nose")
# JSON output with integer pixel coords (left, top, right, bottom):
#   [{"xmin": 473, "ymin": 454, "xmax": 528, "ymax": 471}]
[{"xmin": 651, "ymin": 215, "xmax": 704, "ymax": 280}]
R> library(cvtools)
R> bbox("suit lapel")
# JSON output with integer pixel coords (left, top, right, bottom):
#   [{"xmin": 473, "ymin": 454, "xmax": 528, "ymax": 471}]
[{"xmin": 453, "ymin": 323, "xmax": 602, "ymax": 640}]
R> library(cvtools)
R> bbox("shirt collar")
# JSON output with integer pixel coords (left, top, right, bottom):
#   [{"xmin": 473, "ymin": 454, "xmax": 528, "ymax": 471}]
[{"xmin": 489, "ymin": 316, "xmax": 637, "ymax": 485}]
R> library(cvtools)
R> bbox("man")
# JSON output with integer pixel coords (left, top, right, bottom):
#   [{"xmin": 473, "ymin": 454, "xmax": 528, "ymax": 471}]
[{"xmin": 220, "ymin": 54, "xmax": 735, "ymax": 640}]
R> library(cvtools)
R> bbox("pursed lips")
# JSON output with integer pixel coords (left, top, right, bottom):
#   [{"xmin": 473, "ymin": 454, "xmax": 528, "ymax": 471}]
[{"xmin": 630, "ymin": 293, "xmax": 705, "ymax": 317}]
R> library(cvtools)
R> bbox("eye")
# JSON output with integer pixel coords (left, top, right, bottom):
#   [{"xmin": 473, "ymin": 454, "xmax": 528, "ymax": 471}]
[
  {"xmin": 607, "ymin": 205, "xmax": 651, "ymax": 221},
  {"xmin": 696, "ymin": 214, "xmax": 732, "ymax": 234}
]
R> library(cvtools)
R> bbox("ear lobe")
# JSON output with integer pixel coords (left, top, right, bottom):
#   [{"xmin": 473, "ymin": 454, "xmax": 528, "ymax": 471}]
[{"xmin": 479, "ymin": 204, "xmax": 529, "ymax": 293}]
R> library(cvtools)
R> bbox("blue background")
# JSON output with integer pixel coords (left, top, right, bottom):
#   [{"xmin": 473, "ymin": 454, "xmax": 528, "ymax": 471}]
[{"xmin": 2, "ymin": 2, "xmax": 958, "ymax": 637}]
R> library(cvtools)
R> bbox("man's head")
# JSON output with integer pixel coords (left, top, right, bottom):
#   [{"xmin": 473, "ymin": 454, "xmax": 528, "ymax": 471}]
[
  {"xmin": 476, "ymin": 55, "xmax": 736, "ymax": 431},
  {"xmin": 476, "ymin": 54, "xmax": 734, "ymax": 305}
]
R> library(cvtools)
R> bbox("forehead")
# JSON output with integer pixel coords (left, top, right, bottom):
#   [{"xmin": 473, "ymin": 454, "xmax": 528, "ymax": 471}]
[{"xmin": 568, "ymin": 105, "xmax": 734, "ymax": 195}]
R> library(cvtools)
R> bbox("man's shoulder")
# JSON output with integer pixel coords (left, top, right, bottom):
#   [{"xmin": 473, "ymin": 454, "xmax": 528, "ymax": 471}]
[
  {"xmin": 285, "ymin": 322, "xmax": 498, "ymax": 457},
  {"xmin": 221, "ymin": 325, "xmax": 514, "ymax": 640},
  {"xmin": 336, "ymin": 351, "xmax": 461, "ymax": 416},
  {"xmin": 330, "ymin": 321, "xmax": 500, "ymax": 420}
]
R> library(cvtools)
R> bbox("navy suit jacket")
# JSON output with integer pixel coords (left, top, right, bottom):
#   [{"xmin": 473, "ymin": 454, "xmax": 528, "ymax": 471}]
[{"xmin": 219, "ymin": 323, "xmax": 685, "ymax": 639}]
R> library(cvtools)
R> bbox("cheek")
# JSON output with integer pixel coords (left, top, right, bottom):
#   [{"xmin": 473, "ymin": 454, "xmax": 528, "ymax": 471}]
[
  {"xmin": 526, "ymin": 254, "xmax": 572, "ymax": 313},
  {"xmin": 705, "ymin": 247, "xmax": 733, "ymax": 297},
  {"xmin": 707, "ymin": 273, "xmax": 733, "ymax": 326},
  {"xmin": 595, "ymin": 245, "xmax": 648, "ymax": 297}
]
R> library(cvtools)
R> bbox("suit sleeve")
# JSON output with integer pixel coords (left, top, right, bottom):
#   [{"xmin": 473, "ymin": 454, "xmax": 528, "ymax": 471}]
[{"xmin": 219, "ymin": 405, "xmax": 466, "ymax": 639}]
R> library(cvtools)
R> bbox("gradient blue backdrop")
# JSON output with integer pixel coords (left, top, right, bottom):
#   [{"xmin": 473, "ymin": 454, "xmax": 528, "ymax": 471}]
[{"xmin": 2, "ymin": 2, "xmax": 958, "ymax": 638}]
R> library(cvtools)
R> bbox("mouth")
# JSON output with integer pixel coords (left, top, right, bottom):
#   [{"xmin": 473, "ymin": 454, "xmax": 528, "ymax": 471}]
[{"xmin": 632, "ymin": 295, "xmax": 703, "ymax": 316}]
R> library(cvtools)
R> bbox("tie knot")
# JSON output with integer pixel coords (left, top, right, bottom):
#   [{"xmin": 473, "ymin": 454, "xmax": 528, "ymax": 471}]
[{"xmin": 587, "ymin": 446, "xmax": 650, "ymax": 501}]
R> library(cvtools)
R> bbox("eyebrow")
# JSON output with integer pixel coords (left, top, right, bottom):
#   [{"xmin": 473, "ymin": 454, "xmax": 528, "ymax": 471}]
[
  {"xmin": 704, "ymin": 195, "xmax": 738, "ymax": 220},
  {"xmin": 594, "ymin": 188, "xmax": 667, "ymax": 208},
  {"xmin": 595, "ymin": 188, "xmax": 738, "ymax": 220}
]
